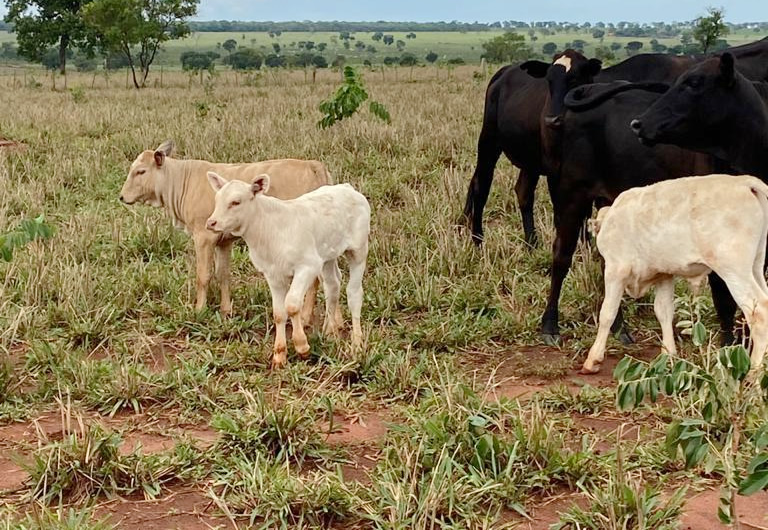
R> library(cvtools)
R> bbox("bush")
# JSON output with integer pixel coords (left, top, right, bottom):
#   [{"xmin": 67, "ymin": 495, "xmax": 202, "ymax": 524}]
[{"xmin": 226, "ymin": 48, "xmax": 263, "ymax": 70}]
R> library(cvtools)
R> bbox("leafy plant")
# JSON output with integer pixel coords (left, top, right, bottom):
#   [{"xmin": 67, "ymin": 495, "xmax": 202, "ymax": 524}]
[
  {"xmin": 0, "ymin": 215, "xmax": 54, "ymax": 262},
  {"xmin": 614, "ymin": 340, "xmax": 768, "ymax": 527},
  {"xmin": 317, "ymin": 66, "xmax": 390, "ymax": 128}
]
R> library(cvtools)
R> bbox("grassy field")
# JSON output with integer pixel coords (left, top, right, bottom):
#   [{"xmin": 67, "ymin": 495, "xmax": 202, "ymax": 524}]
[
  {"xmin": 1, "ymin": 66, "xmax": 768, "ymax": 528},
  {"xmin": 1, "ymin": 28, "xmax": 766, "ymax": 68}
]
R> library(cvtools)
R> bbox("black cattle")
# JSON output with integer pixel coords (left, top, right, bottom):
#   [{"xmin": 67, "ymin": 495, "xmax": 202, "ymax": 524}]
[
  {"xmin": 464, "ymin": 37, "xmax": 768, "ymax": 246},
  {"xmin": 632, "ymin": 53, "xmax": 768, "ymax": 179},
  {"xmin": 463, "ymin": 50, "xmax": 601, "ymax": 246},
  {"xmin": 538, "ymin": 84, "xmax": 746, "ymax": 345}
]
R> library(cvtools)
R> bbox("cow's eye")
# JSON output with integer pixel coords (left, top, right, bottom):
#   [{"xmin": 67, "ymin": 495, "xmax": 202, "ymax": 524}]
[
  {"xmin": 135, "ymin": 169, "xmax": 146, "ymax": 176},
  {"xmin": 229, "ymin": 200, "xmax": 240, "ymax": 208}
]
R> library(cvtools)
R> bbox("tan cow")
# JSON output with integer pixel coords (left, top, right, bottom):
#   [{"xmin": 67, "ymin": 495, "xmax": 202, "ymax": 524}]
[
  {"xmin": 583, "ymin": 174, "xmax": 768, "ymax": 375},
  {"xmin": 119, "ymin": 140, "xmax": 332, "ymax": 317}
]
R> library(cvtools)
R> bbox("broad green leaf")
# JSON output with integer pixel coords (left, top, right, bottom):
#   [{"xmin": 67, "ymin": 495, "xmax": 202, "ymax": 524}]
[{"xmin": 739, "ymin": 470, "xmax": 768, "ymax": 495}]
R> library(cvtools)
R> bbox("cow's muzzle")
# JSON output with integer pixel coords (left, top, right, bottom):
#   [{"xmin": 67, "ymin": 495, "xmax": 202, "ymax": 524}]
[
  {"xmin": 629, "ymin": 118, "xmax": 657, "ymax": 146},
  {"xmin": 206, "ymin": 218, "xmax": 219, "ymax": 232}
]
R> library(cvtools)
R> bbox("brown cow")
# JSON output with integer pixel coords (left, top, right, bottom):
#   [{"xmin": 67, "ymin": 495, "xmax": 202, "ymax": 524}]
[{"xmin": 119, "ymin": 140, "xmax": 332, "ymax": 318}]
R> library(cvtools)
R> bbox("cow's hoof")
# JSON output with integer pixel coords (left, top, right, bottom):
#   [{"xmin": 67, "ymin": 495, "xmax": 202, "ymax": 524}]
[
  {"xmin": 271, "ymin": 358, "xmax": 287, "ymax": 370},
  {"xmin": 617, "ymin": 330, "xmax": 634, "ymax": 345},
  {"xmin": 541, "ymin": 333, "xmax": 561, "ymax": 346}
]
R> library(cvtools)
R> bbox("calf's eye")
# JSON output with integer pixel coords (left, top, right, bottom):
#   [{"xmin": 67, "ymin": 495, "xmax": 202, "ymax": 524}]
[
  {"xmin": 135, "ymin": 169, "xmax": 146, "ymax": 176},
  {"xmin": 229, "ymin": 201, "xmax": 240, "ymax": 208}
]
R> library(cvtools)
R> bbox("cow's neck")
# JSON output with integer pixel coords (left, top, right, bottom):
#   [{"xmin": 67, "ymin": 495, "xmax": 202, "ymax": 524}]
[
  {"xmin": 726, "ymin": 83, "xmax": 768, "ymax": 179},
  {"xmin": 158, "ymin": 158, "xmax": 192, "ymax": 225}
]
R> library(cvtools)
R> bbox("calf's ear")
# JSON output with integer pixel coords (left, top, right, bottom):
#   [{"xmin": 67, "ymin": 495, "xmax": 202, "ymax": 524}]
[
  {"xmin": 207, "ymin": 171, "xmax": 228, "ymax": 191},
  {"xmin": 520, "ymin": 60, "xmax": 550, "ymax": 78},
  {"xmin": 154, "ymin": 140, "xmax": 174, "ymax": 167},
  {"xmin": 251, "ymin": 174, "xmax": 271, "ymax": 196},
  {"xmin": 719, "ymin": 52, "xmax": 735, "ymax": 87}
]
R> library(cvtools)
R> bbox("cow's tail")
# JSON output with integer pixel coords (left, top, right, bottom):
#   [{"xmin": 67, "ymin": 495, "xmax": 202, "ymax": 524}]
[{"xmin": 588, "ymin": 206, "xmax": 611, "ymax": 237}]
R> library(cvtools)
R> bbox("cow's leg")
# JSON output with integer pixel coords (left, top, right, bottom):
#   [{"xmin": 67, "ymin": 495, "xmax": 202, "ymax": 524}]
[
  {"xmin": 583, "ymin": 267, "xmax": 625, "ymax": 373},
  {"xmin": 709, "ymin": 272, "xmax": 738, "ymax": 345},
  {"xmin": 463, "ymin": 134, "xmax": 502, "ymax": 245},
  {"xmin": 515, "ymin": 168, "xmax": 540, "ymax": 247},
  {"xmin": 300, "ymin": 278, "xmax": 319, "ymax": 328},
  {"xmin": 653, "ymin": 277, "xmax": 677, "ymax": 356},
  {"xmin": 540, "ymin": 199, "xmax": 592, "ymax": 344},
  {"xmin": 192, "ymin": 232, "xmax": 215, "ymax": 312},
  {"xmin": 321, "ymin": 260, "xmax": 343, "ymax": 336},
  {"xmin": 265, "ymin": 275, "xmax": 290, "ymax": 369},
  {"xmin": 346, "ymin": 245, "xmax": 368, "ymax": 348},
  {"xmin": 214, "ymin": 238, "xmax": 234, "ymax": 317},
  {"xmin": 285, "ymin": 268, "xmax": 318, "ymax": 359}
]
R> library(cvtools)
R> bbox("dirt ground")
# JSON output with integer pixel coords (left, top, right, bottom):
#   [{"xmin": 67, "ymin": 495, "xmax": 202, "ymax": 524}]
[{"xmin": 2, "ymin": 344, "xmax": 768, "ymax": 529}]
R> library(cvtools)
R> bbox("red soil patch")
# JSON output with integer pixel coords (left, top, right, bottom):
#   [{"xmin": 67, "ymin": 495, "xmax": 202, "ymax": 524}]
[
  {"xmin": 95, "ymin": 488, "xmax": 226, "ymax": 530},
  {"xmin": 681, "ymin": 488, "xmax": 768, "ymax": 528},
  {"xmin": 0, "ymin": 455, "xmax": 27, "ymax": 492},
  {"xmin": 324, "ymin": 412, "xmax": 388, "ymax": 445}
]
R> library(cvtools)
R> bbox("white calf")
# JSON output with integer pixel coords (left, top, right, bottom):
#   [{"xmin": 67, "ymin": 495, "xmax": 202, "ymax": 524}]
[
  {"xmin": 205, "ymin": 171, "xmax": 371, "ymax": 368},
  {"xmin": 583, "ymin": 174, "xmax": 768, "ymax": 374}
]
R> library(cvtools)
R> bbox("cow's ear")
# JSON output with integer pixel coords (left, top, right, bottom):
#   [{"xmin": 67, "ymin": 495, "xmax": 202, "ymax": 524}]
[
  {"xmin": 719, "ymin": 52, "xmax": 735, "ymax": 86},
  {"xmin": 251, "ymin": 174, "xmax": 271, "ymax": 196},
  {"xmin": 587, "ymin": 58, "xmax": 602, "ymax": 76},
  {"xmin": 207, "ymin": 171, "xmax": 228, "ymax": 192},
  {"xmin": 520, "ymin": 60, "xmax": 550, "ymax": 78}
]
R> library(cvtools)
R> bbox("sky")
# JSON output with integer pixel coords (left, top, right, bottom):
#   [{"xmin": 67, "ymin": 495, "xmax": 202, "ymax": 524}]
[
  {"xmin": 192, "ymin": 0, "xmax": 768, "ymax": 23},
  {"xmin": 0, "ymin": 1, "xmax": 765, "ymax": 23}
]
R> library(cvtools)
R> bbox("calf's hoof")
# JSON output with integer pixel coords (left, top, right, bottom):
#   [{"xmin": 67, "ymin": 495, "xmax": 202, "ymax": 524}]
[
  {"xmin": 580, "ymin": 361, "xmax": 601, "ymax": 374},
  {"xmin": 295, "ymin": 344, "xmax": 311, "ymax": 360},
  {"xmin": 271, "ymin": 347, "xmax": 288, "ymax": 369},
  {"xmin": 540, "ymin": 333, "xmax": 561, "ymax": 346}
]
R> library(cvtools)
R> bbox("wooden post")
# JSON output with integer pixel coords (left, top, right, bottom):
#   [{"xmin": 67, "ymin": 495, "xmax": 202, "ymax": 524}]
[
  {"xmin": 51, "ymin": 69, "xmax": 56, "ymax": 90},
  {"xmin": 125, "ymin": 67, "xmax": 129, "ymax": 89},
  {"xmin": 160, "ymin": 66, "xmax": 164, "ymax": 88}
]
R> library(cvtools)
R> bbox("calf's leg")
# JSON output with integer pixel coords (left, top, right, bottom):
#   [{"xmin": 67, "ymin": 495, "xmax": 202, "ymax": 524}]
[
  {"xmin": 214, "ymin": 239, "xmax": 234, "ymax": 317},
  {"xmin": 300, "ymin": 278, "xmax": 319, "ymax": 327},
  {"xmin": 266, "ymin": 276, "xmax": 290, "ymax": 368},
  {"xmin": 515, "ymin": 168, "xmax": 540, "ymax": 247},
  {"xmin": 192, "ymin": 232, "xmax": 215, "ymax": 311},
  {"xmin": 321, "ymin": 260, "xmax": 342, "ymax": 336},
  {"xmin": 346, "ymin": 246, "xmax": 368, "ymax": 347},
  {"xmin": 285, "ymin": 268, "xmax": 320, "ymax": 359},
  {"xmin": 653, "ymin": 277, "xmax": 677, "ymax": 355},
  {"xmin": 582, "ymin": 267, "xmax": 625, "ymax": 374}
]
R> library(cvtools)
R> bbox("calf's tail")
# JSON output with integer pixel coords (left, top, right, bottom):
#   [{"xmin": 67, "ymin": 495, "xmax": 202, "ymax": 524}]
[{"xmin": 588, "ymin": 206, "xmax": 611, "ymax": 237}]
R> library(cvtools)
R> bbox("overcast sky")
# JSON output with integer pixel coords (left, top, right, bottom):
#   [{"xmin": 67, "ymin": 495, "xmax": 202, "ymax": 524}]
[{"xmin": 0, "ymin": 1, "xmax": 765, "ymax": 24}]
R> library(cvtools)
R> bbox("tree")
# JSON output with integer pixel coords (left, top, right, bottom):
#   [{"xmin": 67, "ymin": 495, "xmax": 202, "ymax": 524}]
[
  {"xmin": 481, "ymin": 32, "xmax": 532, "ymax": 63},
  {"xmin": 541, "ymin": 42, "xmax": 557, "ymax": 55},
  {"xmin": 693, "ymin": 7, "xmax": 729, "ymax": 53},
  {"xmin": 4, "ymin": 0, "xmax": 94, "ymax": 75},
  {"xmin": 425, "ymin": 50, "xmax": 438, "ymax": 64},
  {"xmin": 264, "ymin": 53, "xmax": 285, "ymax": 68},
  {"xmin": 272, "ymin": 42, "xmax": 280, "ymax": 54},
  {"xmin": 592, "ymin": 29, "xmax": 605, "ymax": 42},
  {"xmin": 316, "ymin": 42, "xmax": 326, "ymax": 52},
  {"xmin": 399, "ymin": 52, "xmax": 417, "ymax": 66},
  {"xmin": 311, "ymin": 54, "xmax": 327, "ymax": 68},
  {"xmin": 227, "ymin": 48, "xmax": 262, "ymax": 70},
  {"xmin": 83, "ymin": 0, "xmax": 198, "ymax": 88},
  {"xmin": 371, "ymin": 31, "xmax": 383, "ymax": 42},
  {"xmin": 222, "ymin": 38, "xmax": 237, "ymax": 54},
  {"xmin": 395, "ymin": 39, "xmax": 405, "ymax": 51},
  {"xmin": 382, "ymin": 34, "xmax": 394, "ymax": 46},
  {"xmin": 181, "ymin": 50, "xmax": 217, "ymax": 72},
  {"xmin": 624, "ymin": 40, "xmax": 644, "ymax": 55},
  {"xmin": 406, "ymin": 32, "xmax": 416, "ymax": 39},
  {"xmin": 317, "ymin": 66, "xmax": 390, "ymax": 129}
]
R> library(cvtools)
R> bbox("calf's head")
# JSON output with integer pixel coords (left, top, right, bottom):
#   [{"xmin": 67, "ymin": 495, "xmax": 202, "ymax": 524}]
[
  {"xmin": 631, "ymin": 53, "xmax": 739, "ymax": 158},
  {"xmin": 521, "ymin": 49, "xmax": 602, "ymax": 128},
  {"xmin": 118, "ymin": 140, "xmax": 175, "ymax": 206},
  {"xmin": 206, "ymin": 171, "xmax": 271, "ymax": 236}
]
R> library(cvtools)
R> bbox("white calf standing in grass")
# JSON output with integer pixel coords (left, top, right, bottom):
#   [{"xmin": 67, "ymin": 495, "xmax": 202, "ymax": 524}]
[
  {"xmin": 583, "ymin": 174, "xmax": 768, "ymax": 374},
  {"xmin": 206, "ymin": 171, "xmax": 371, "ymax": 368}
]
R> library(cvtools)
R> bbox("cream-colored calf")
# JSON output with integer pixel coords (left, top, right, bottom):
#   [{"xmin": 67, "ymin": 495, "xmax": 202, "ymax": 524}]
[
  {"xmin": 583, "ymin": 174, "xmax": 768, "ymax": 374},
  {"xmin": 119, "ymin": 141, "xmax": 331, "ymax": 317},
  {"xmin": 206, "ymin": 172, "xmax": 370, "ymax": 369}
]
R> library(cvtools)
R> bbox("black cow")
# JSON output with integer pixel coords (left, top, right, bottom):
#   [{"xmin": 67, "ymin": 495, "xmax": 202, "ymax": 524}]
[
  {"xmin": 463, "ymin": 50, "xmax": 601, "ymax": 246},
  {"xmin": 464, "ymin": 37, "xmax": 768, "ymax": 246},
  {"xmin": 632, "ymin": 53, "xmax": 768, "ymax": 179},
  {"xmin": 538, "ymin": 84, "xmax": 744, "ymax": 345}
]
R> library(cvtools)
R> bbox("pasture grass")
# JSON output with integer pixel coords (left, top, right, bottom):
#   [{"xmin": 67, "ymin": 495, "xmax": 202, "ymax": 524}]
[{"xmin": 0, "ymin": 62, "xmax": 749, "ymax": 526}]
